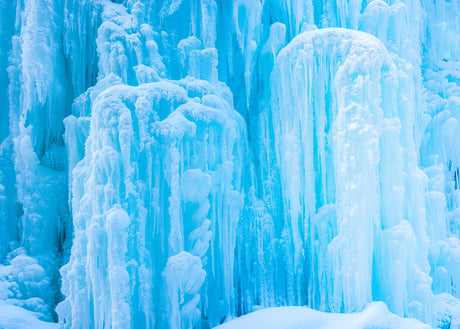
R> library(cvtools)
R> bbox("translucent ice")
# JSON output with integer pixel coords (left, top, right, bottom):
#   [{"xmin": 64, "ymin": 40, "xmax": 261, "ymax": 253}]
[{"xmin": 0, "ymin": 0, "xmax": 459, "ymax": 328}]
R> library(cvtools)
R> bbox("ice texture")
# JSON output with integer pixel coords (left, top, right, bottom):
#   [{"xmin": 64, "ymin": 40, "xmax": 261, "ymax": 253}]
[{"xmin": 0, "ymin": 0, "xmax": 459, "ymax": 328}]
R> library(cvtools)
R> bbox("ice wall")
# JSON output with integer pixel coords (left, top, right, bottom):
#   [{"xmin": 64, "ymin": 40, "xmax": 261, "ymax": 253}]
[
  {"xmin": 0, "ymin": 0, "xmax": 459, "ymax": 328},
  {"xmin": 0, "ymin": 0, "xmax": 71, "ymax": 321}
]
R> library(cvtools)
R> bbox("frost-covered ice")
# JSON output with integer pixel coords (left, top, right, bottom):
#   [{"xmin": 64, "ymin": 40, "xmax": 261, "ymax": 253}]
[{"xmin": 0, "ymin": 0, "xmax": 460, "ymax": 328}]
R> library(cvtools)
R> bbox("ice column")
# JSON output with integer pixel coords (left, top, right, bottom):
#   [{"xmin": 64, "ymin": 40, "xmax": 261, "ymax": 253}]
[{"xmin": 265, "ymin": 28, "xmax": 432, "ymax": 318}]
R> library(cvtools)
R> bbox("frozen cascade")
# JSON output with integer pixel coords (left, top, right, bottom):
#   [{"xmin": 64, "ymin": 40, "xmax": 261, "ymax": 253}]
[
  {"xmin": 0, "ymin": 0, "xmax": 459, "ymax": 328},
  {"xmin": 0, "ymin": 0, "xmax": 72, "ymax": 321},
  {"xmin": 60, "ymin": 78, "xmax": 251, "ymax": 329}
]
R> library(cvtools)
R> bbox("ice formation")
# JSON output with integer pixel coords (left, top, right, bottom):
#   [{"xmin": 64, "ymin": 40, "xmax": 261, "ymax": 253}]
[{"xmin": 0, "ymin": 0, "xmax": 459, "ymax": 328}]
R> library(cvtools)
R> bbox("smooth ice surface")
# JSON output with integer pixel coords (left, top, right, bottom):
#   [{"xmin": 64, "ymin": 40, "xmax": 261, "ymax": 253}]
[{"xmin": 0, "ymin": 0, "xmax": 460, "ymax": 328}]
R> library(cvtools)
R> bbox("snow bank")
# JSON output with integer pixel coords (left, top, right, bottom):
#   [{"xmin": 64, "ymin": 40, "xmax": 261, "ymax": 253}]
[
  {"xmin": 214, "ymin": 303, "xmax": 431, "ymax": 329},
  {"xmin": 0, "ymin": 302, "xmax": 58, "ymax": 329}
]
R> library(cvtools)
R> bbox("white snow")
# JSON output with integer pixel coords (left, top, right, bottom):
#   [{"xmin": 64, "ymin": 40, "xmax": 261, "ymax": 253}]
[
  {"xmin": 214, "ymin": 303, "xmax": 432, "ymax": 329},
  {"xmin": 0, "ymin": 302, "xmax": 58, "ymax": 329}
]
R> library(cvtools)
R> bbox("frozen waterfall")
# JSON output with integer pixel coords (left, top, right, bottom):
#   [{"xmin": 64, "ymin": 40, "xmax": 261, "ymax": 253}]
[{"xmin": 0, "ymin": 0, "xmax": 460, "ymax": 328}]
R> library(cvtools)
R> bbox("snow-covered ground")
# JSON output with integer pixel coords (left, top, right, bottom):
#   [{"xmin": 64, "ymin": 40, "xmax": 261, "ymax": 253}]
[
  {"xmin": 0, "ymin": 302, "xmax": 58, "ymax": 329},
  {"xmin": 214, "ymin": 303, "xmax": 431, "ymax": 329},
  {"xmin": 0, "ymin": 302, "xmax": 433, "ymax": 329}
]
